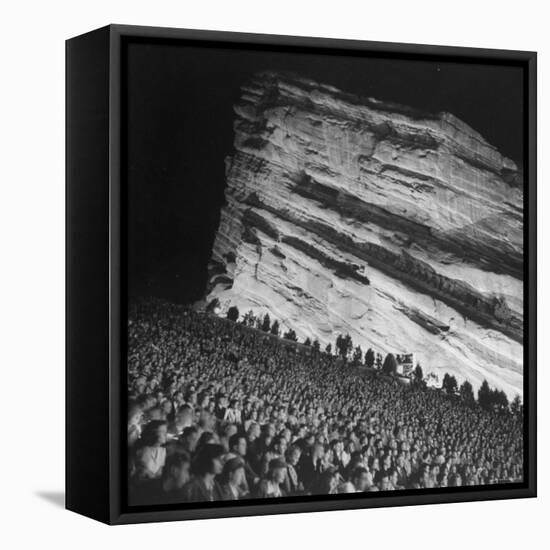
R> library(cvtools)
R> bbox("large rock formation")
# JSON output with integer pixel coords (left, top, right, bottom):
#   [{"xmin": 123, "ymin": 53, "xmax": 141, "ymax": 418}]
[{"xmin": 205, "ymin": 71, "xmax": 524, "ymax": 399}]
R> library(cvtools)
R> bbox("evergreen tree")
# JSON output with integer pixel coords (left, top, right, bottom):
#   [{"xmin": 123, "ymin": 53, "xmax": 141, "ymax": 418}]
[
  {"xmin": 226, "ymin": 306, "xmax": 239, "ymax": 322},
  {"xmin": 304, "ymin": 337, "xmax": 312, "ymax": 346},
  {"xmin": 336, "ymin": 334, "xmax": 343, "ymax": 358},
  {"xmin": 364, "ymin": 348, "xmax": 375, "ymax": 368},
  {"xmin": 491, "ymin": 389, "xmax": 509, "ymax": 412},
  {"xmin": 413, "ymin": 364, "xmax": 424, "ymax": 384},
  {"xmin": 477, "ymin": 379, "xmax": 492, "ymax": 410},
  {"xmin": 382, "ymin": 353, "xmax": 398, "ymax": 375},
  {"xmin": 510, "ymin": 395, "xmax": 522, "ymax": 416},
  {"xmin": 352, "ymin": 345, "xmax": 363, "ymax": 366},
  {"xmin": 312, "ymin": 339, "xmax": 321, "ymax": 352},
  {"xmin": 448, "ymin": 374, "xmax": 458, "ymax": 394},
  {"xmin": 242, "ymin": 310, "xmax": 255, "ymax": 327},
  {"xmin": 270, "ymin": 320, "xmax": 280, "ymax": 337},
  {"xmin": 459, "ymin": 380, "xmax": 475, "ymax": 405},
  {"xmin": 442, "ymin": 373, "xmax": 458, "ymax": 395},
  {"xmin": 325, "ymin": 343, "xmax": 332, "ymax": 355},
  {"xmin": 283, "ymin": 328, "xmax": 298, "ymax": 342},
  {"xmin": 335, "ymin": 333, "xmax": 353, "ymax": 361},
  {"xmin": 500, "ymin": 390, "xmax": 510, "ymax": 411},
  {"xmin": 261, "ymin": 313, "xmax": 271, "ymax": 332}
]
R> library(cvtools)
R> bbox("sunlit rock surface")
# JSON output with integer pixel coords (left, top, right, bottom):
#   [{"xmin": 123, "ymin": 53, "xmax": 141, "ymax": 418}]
[{"xmin": 205, "ymin": 71, "xmax": 524, "ymax": 399}]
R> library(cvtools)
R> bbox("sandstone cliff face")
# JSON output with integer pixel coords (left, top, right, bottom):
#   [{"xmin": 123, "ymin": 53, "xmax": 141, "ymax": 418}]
[{"xmin": 206, "ymin": 71, "xmax": 523, "ymax": 399}]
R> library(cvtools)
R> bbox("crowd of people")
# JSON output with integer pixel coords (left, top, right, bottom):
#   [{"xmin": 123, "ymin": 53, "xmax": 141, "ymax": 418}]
[{"xmin": 127, "ymin": 299, "xmax": 524, "ymax": 505}]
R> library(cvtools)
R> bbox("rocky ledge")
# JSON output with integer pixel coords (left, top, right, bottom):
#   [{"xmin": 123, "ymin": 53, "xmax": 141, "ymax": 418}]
[{"xmin": 205, "ymin": 71, "xmax": 524, "ymax": 399}]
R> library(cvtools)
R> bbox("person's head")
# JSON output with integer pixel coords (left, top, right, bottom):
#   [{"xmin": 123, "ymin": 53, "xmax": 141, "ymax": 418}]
[
  {"xmin": 263, "ymin": 423, "xmax": 276, "ymax": 438},
  {"xmin": 260, "ymin": 433, "xmax": 273, "ymax": 451},
  {"xmin": 197, "ymin": 431, "xmax": 216, "ymax": 449},
  {"xmin": 268, "ymin": 458, "xmax": 287, "ymax": 484},
  {"xmin": 222, "ymin": 457, "xmax": 246, "ymax": 486},
  {"xmin": 164, "ymin": 452, "xmax": 191, "ymax": 488},
  {"xmin": 197, "ymin": 408, "xmax": 214, "ymax": 429},
  {"xmin": 421, "ymin": 465, "xmax": 431, "ymax": 484},
  {"xmin": 366, "ymin": 455, "xmax": 377, "ymax": 472},
  {"xmin": 332, "ymin": 439, "xmax": 344, "ymax": 454},
  {"xmin": 316, "ymin": 468, "xmax": 339, "ymax": 494},
  {"xmin": 286, "ymin": 445, "xmax": 302, "ymax": 466},
  {"xmin": 351, "ymin": 466, "xmax": 370, "ymax": 492},
  {"xmin": 345, "ymin": 440, "xmax": 356, "ymax": 454},
  {"xmin": 272, "ymin": 435, "xmax": 288, "ymax": 456},
  {"xmin": 148, "ymin": 407, "xmax": 162, "ymax": 421},
  {"xmin": 175, "ymin": 405, "xmax": 193, "ymax": 427},
  {"xmin": 160, "ymin": 399, "xmax": 173, "ymax": 415},
  {"xmin": 223, "ymin": 423, "xmax": 238, "ymax": 439},
  {"xmin": 134, "ymin": 377, "xmax": 147, "ymax": 395},
  {"xmin": 305, "ymin": 433, "xmax": 316, "ymax": 448},
  {"xmin": 155, "ymin": 390, "xmax": 164, "ymax": 404},
  {"xmin": 137, "ymin": 394, "xmax": 155, "ymax": 412},
  {"xmin": 229, "ymin": 434, "xmax": 247, "ymax": 457},
  {"xmin": 296, "ymin": 425, "xmax": 307, "ymax": 439},
  {"xmin": 281, "ymin": 427, "xmax": 292, "ymax": 442},
  {"xmin": 378, "ymin": 472, "xmax": 392, "ymax": 491},
  {"xmin": 193, "ymin": 444, "xmax": 225, "ymax": 477},
  {"xmin": 450, "ymin": 473, "xmax": 462, "ymax": 487},
  {"xmin": 141, "ymin": 420, "xmax": 168, "ymax": 447},
  {"xmin": 180, "ymin": 426, "xmax": 200, "ymax": 452},
  {"xmin": 128, "ymin": 402, "xmax": 143, "ymax": 426},
  {"xmin": 247, "ymin": 422, "xmax": 260, "ymax": 440},
  {"xmin": 218, "ymin": 394, "xmax": 229, "ymax": 409},
  {"xmin": 338, "ymin": 481, "xmax": 355, "ymax": 494}
]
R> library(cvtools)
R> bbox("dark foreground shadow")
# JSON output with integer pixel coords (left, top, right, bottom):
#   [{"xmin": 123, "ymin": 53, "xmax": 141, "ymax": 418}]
[{"xmin": 36, "ymin": 491, "xmax": 65, "ymax": 509}]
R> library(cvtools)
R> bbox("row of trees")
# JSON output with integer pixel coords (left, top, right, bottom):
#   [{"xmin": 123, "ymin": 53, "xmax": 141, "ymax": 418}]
[
  {"xmin": 379, "ymin": 360, "xmax": 522, "ymax": 416},
  {"xmin": 478, "ymin": 379, "xmax": 522, "ymax": 415},
  {"xmin": 437, "ymin": 373, "xmax": 521, "ymax": 415},
  {"xmin": 228, "ymin": 307, "xmax": 378, "ymax": 366},
  {"xmin": 221, "ymin": 304, "xmax": 523, "ymax": 416},
  {"xmin": 228, "ymin": 307, "xmax": 297, "ymax": 341},
  {"xmin": 227, "ymin": 307, "xmax": 419, "ymax": 374}
]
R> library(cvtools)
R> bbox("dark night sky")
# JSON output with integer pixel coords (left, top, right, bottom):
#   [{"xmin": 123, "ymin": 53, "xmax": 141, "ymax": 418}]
[{"xmin": 125, "ymin": 40, "xmax": 524, "ymax": 304}]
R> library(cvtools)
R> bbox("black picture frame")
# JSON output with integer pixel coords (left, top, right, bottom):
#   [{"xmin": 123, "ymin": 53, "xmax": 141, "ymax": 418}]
[{"xmin": 66, "ymin": 24, "xmax": 537, "ymax": 525}]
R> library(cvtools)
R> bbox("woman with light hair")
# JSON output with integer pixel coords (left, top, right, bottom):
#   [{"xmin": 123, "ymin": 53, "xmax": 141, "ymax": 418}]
[{"xmin": 256, "ymin": 458, "xmax": 287, "ymax": 498}]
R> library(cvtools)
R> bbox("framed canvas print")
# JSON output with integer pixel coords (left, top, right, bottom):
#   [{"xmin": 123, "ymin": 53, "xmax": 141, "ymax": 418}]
[{"xmin": 66, "ymin": 24, "xmax": 537, "ymax": 525}]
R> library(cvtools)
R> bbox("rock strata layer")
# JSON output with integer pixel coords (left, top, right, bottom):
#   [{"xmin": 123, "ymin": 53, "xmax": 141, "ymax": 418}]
[{"xmin": 205, "ymin": 71, "xmax": 524, "ymax": 399}]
